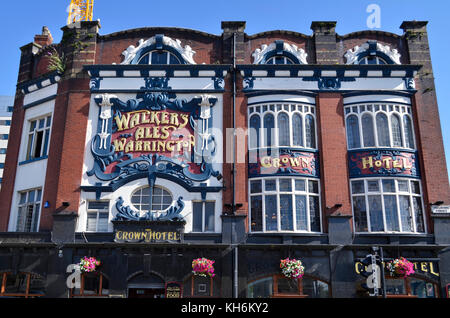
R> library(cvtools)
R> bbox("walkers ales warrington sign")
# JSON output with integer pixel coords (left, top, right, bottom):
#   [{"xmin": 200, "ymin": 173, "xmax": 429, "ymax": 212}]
[{"xmin": 113, "ymin": 221, "xmax": 184, "ymax": 243}]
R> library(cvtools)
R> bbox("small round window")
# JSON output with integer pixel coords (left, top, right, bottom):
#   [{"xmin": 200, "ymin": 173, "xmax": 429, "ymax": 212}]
[{"xmin": 131, "ymin": 186, "xmax": 173, "ymax": 213}]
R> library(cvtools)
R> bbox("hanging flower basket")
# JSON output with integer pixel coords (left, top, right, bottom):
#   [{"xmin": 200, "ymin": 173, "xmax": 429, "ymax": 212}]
[
  {"xmin": 386, "ymin": 257, "xmax": 415, "ymax": 278},
  {"xmin": 192, "ymin": 258, "xmax": 215, "ymax": 278},
  {"xmin": 78, "ymin": 257, "xmax": 101, "ymax": 273},
  {"xmin": 280, "ymin": 258, "xmax": 305, "ymax": 279}
]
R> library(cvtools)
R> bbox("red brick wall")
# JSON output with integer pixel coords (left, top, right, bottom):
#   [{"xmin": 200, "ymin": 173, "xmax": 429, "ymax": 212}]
[
  {"xmin": 0, "ymin": 95, "xmax": 25, "ymax": 231},
  {"xmin": 316, "ymin": 93, "xmax": 352, "ymax": 231},
  {"xmin": 39, "ymin": 78, "xmax": 91, "ymax": 230},
  {"xmin": 95, "ymin": 29, "xmax": 222, "ymax": 65}
]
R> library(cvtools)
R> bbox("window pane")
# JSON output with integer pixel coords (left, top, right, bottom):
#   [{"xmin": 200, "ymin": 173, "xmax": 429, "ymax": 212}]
[
  {"xmin": 308, "ymin": 180, "xmax": 319, "ymax": 194},
  {"xmin": 385, "ymin": 279, "xmax": 406, "ymax": 295},
  {"xmin": 4, "ymin": 273, "xmax": 28, "ymax": 294},
  {"xmin": 280, "ymin": 195, "xmax": 293, "ymax": 231},
  {"xmin": 411, "ymin": 181, "xmax": 421, "ymax": 194},
  {"xmin": 263, "ymin": 114, "xmax": 275, "ymax": 148},
  {"xmin": 403, "ymin": 115, "xmax": 415, "ymax": 149},
  {"xmin": 368, "ymin": 195, "xmax": 384, "ymax": 231},
  {"xmin": 367, "ymin": 180, "xmax": 379, "ymax": 192},
  {"xmin": 376, "ymin": 113, "xmax": 390, "ymax": 147},
  {"xmin": 410, "ymin": 279, "xmax": 436, "ymax": 298},
  {"xmin": 351, "ymin": 181, "xmax": 365, "ymax": 194},
  {"xmin": 169, "ymin": 53, "xmax": 181, "ymax": 64},
  {"xmin": 205, "ymin": 202, "xmax": 215, "ymax": 232},
  {"xmin": 33, "ymin": 131, "xmax": 44, "ymax": 158},
  {"xmin": 151, "ymin": 51, "xmax": 168, "ymax": 64},
  {"xmin": 87, "ymin": 214, "xmax": 97, "ymax": 232},
  {"xmin": 295, "ymin": 195, "xmax": 307, "ymax": 231},
  {"xmin": 382, "ymin": 179, "xmax": 395, "ymax": 193},
  {"xmin": 279, "ymin": 179, "xmax": 292, "ymax": 192},
  {"xmin": 302, "ymin": 278, "xmax": 330, "ymax": 298},
  {"xmin": 292, "ymin": 114, "xmax": 303, "ymax": 147},
  {"xmin": 397, "ymin": 180, "xmax": 409, "ymax": 192},
  {"xmin": 412, "ymin": 197, "xmax": 425, "ymax": 233},
  {"xmin": 353, "ymin": 196, "xmax": 368, "ymax": 232},
  {"xmin": 247, "ymin": 277, "xmax": 273, "ymax": 298},
  {"xmin": 362, "ymin": 114, "xmax": 375, "ymax": 147},
  {"xmin": 391, "ymin": 114, "xmax": 403, "ymax": 147},
  {"xmin": 309, "ymin": 196, "xmax": 320, "ymax": 232},
  {"xmin": 277, "ymin": 277, "xmax": 299, "ymax": 294},
  {"xmin": 88, "ymin": 202, "xmax": 109, "ymax": 210},
  {"xmin": 278, "ymin": 113, "xmax": 290, "ymax": 146},
  {"xmin": 265, "ymin": 195, "xmax": 278, "ymax": 231},
  {"xmin": 346, "ymin": 115, "xmax": 361, "ymax": 149},
  {"xmin": 251, "ymin": 196, "xmax": 263, "ymax": 232},
  {"xmin": 305, "ymin": 115, "xmax": 316, "ymax": 148},
  {"xmin": 192, "ymin": 202, "xmax": 203, "ymax": 232},
  {"xmin": 249, "ymin": 115, "xmax": 261, "ymax": 149},
  {"xmin": 250, "ymin": 180, "xmax": 262, "ymax": 194},
  {"xmin": 383, "ymin": 195, "xmax": 399, "ymax": 231},
  {"xmin": 265, "ymin": 180, "xmax": 276, "ymax": 191},
  {"xmin": 138, "ymin": 54, "xmax": 149, "ymax": 64},
  {"xmin": 295, "ymin": 179, "xmax": 306, "ymax": 192},
  {"xmin": 399, "ymin": 196, "xmax": 413, "ymax": 232},
  {"xmin": 96, "ymin": 213, "xmax": 109, "ymax": 232}
]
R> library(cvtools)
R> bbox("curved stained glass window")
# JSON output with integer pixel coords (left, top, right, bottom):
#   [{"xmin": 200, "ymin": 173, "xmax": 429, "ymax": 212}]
[
  {"xmin": 263, "ymin": 114, "xmax": 275, "ymax": 148},
  {"xmin": 391, "ymin": 114, "xmax": 403, "ymax": 147},
  {"xmin": 249, "ymin": 115, "xmax": 261, "ymax": 149},
  {"xmin": 346, "ymin": 115, "xmax": 360, "ymax": 149},
  {"xmin": 292, "ymin": 113, "xmax": 304, "ymax": 147},
  {"xmin": 376, "ymin": 113, "xmax": 390, "ymax": 147},
  {"xmin": 403, "ymin": 115, "xmax": 415, "ymax": 149},
  {"xmin": 362, "ymin": 114, "xmax": 375, "ymax": 147},
  {"xmin": 277, "ymin": 113, "xmax": 290, "ymax": 146},
  {"xmin": 305, "ymin": 115, "xmax": 316, "ymax": 148}
]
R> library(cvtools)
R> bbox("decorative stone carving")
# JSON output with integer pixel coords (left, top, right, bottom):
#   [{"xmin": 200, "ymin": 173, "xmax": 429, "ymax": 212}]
[
  {"xmin": 121, "ymin": 35, "xmax": 196, "ymax": 65},
  {"xmin": 252, "ymin": 42, "xmax": 308, "ymax": 64},
  {"xmin": 345, "ymin": 42, "xmax": 401, "ymax": 65}
]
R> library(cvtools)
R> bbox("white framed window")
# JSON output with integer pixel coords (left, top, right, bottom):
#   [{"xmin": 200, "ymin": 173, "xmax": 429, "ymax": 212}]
[
  {"xmin": 192, "ymin": 201, "xmax": 215, "ymax": 232},
  {"xmin": 138, "ymin": 51, "xmax": 181, "ymax": 65},
  {"xmin": 26, "ymin": 115, "xmax": 52, "ymax": 161},
  {"xmin": 16, "ymin": 189, "xmax": 42, "ymax": 232},
  {"xmin": 345, "ymin": 104, "xmax": 415, "ymax": 150},
  {"xmin": 358, "ymin": 56, "xmax": 388, "ymax": 65},
  {"xmin": 248, "ymin": 103, "xmax": 317, "ymax": 150},
  {"xmin": 351, "ymin": 178, "xmax": 425, "ymax": 234},
  {"xmin": 266, "ymin": 56, "xmax": 294, "ymax": 65},
  {"xmin": 131, "ymin": 186, "xmax": 173, "ymax": 214},
  {"xmin": 86, "ymin": 201, "xmax": 109, "ymax": 232},
  {"xmin": 249, "ymin": 177, "xmax": 321, "ymax": 233}
]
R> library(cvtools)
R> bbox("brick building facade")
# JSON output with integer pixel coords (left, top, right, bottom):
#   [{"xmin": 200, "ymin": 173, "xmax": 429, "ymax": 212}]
[{"xmin": 0, "ymin": 20, "xmax": 449, "ymax": 298}]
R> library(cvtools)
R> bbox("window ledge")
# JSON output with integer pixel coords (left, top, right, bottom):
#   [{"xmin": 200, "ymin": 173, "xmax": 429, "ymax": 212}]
[{"xmin": 19, "ymin": 156, "xmax": 48, "ymax": 166}]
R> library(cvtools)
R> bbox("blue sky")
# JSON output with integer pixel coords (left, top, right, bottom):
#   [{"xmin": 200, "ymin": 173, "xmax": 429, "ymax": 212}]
[{"xmin": 0, "ymin": 0, "xmax": 449, "ymax": 175}]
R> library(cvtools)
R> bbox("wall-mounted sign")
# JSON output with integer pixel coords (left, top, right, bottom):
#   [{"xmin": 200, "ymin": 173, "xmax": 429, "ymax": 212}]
[
  {"xmin": 165, "ymin": 282, "xmax": 183, "ymax": 298},
  {"xmin": 349, "ymin": 150, "xmax": 420, "ymax": 179},
  {"xmin": 355, "ymin": 260, "xmax": 439, "ymax": 278},
  {"xmin": 113, "ymin": 221, "xmax": 184, "ymax": 243},
  {"xmin": 88, "ymin": 89, "xmax": 221, "ymax": 190},
  {"xmin": 248, "ymin": 150, "xmax": 319, "ymax": 178},
  {"xmin": 431, "ymin": 205, "xmax": 450, "ymax": 214}
]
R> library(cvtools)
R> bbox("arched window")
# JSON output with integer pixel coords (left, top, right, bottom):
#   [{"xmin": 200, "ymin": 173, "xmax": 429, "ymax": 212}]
[
  {"xmin": 138, "ymin": 51, "xmax": 181, "ymax": 65},
  {"xmin": 376, "ymin": 113, "xmax": 390, "ymax": 147},
  {"xmin": 277, "ymin": 113, "xmax": 290, "ymax": 146},
  {"xmin": 359, "ymin": 56, "xmax": 388, "ymax": 65},
  {"xmin": 263, "ymin": 114, "xmax": 275, "ymax": 148},
  {"xmin": 292, "ymin": 113, "xmax": 304, "ymax": 147},
  {"xmin": 131, "ymin": 186, "xmax": 173, "ymax": 213},
  {"xmin": 361, "ymin": 114, "xmax": 375, "ymax": 147},
  {"xmin": 266, "ymin": 56, "xmax": 294, "ymax": 65},
  {"xmin": 391, "ymin": 114, "xmax": 403, "ymax": 147},
  {"xmin": 249, "ymin": 115, "xmax": 261, "ymax": 149},
  {"xmin": 305, "ymin": 115, "xmax": 316, "ymax": 148},
  {"xmin": 403, "ymin": 115, "xmax": 415, "ymax": 149},
  {"xmin": 346, "ymin": 115, "xmax": 360, "ymax": 149}
]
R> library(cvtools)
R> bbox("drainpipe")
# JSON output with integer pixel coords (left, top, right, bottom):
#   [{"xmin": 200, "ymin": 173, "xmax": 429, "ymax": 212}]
[{"xmin": 232, "ymin": 32, "xmax": 238, "ymax": 299}]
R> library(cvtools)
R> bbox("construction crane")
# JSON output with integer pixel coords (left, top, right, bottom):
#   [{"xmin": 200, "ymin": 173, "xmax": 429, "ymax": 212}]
[{"xmin": 67, "ymin": 0, "xmax": 94, "ymax": 25}]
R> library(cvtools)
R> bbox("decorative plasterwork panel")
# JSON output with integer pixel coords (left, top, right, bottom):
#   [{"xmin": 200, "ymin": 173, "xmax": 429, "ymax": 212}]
[
  {"xmin": 252, "ymin": 41, "xmax": 308, "ymax": 65},
  {"xmin": 345, "ymin": 41, "xmax": 401, "ymax": 65},
  {"xmin": 121, "ymin": 35, "xmax": 197, "ymax": 65}
]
